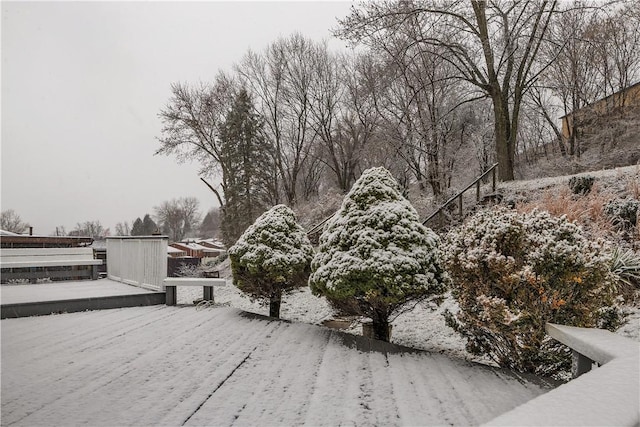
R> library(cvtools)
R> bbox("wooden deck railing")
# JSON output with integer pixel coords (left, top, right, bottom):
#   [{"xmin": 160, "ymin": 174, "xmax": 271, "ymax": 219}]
[
  {"xmin": 485, "ymin": 323, "xmax": 639, "ymax": 426},
  {"xmin": 422, "ymin": 163, "xmax": 499, "ymax": 228},
  {"xmin": 106, "ymin": 236, "xmax": 168, "ymax": 291}
]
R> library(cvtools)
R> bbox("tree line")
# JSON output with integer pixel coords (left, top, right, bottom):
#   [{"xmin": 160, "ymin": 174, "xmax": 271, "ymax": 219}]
[
  {"xmin": 157, "ymin": 0, "xmax": 640, "ymax": 246},
  {"xmin": 1, "ymin": 200, "xmax": 221, "ymax": 243}
]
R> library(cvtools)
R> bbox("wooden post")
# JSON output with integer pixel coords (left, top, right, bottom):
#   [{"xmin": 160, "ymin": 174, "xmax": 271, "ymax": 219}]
[
  {"xmin": 166, "ymin": 286, "xmax": 177, "ymax": 306},
  {"xmin": 203, "ymin": 286, "xmax": 214, "ymax": 302},
  {"xmin": 476, "ymin": 180, "xmax": 480, "ymax": 202},
  {"xmin": 458, "ymin": 195, "xmax": 463, "ymax": 217},
  {"xmin": 572, "ymin": 350, "xmax": 594, "ymax": 378}
]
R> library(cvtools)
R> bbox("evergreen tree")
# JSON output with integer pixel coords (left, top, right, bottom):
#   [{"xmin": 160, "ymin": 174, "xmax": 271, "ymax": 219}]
[
  {"xmin": 131, "ymin": 218, "xmax": 144, "ymax": 236},
  {"xmin": 200, "ymin": 208, "xmax": 221, "ymax": 238},
  {"xmin": 309, "ymin": 167, "xmax": 447, "ymax": 342},
  {"xmin": 219, "ymin": 88, "xmax": 273, "ymax": 246},
  {"xmin": 229, "ymin": 205, "xmax": 314, "ymax": 318},
  {"xmin": 142, "ymin": 214, "xmax": 158, "ymax": 235}
]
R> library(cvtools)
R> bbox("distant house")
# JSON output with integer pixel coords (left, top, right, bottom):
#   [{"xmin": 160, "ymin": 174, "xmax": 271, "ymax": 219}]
[
  {"xmin": 167, "ymin": 246, "xmax": 187, "ymax": 258},
  {"xmin": 560, "ymin": 81, "xmax": 640, "ymax": 143},
  {"xmin": 169, "ymin": 242, "xmax": 220, "ymax": 259},
  {"xmin": 0, "ymin": 230, "xmax": 93, "ymax": 249},
  {"xmin": 195, "ymin": 239, "xmax": 225, "ymax": 255}
]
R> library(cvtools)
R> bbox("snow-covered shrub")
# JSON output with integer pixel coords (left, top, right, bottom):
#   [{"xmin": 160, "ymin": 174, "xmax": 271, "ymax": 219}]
[
  {"xmin": 228, "ymin": 204, "xmax": 314, "ymax": 318},
  {"xmin": 604, "ymin": 198, "xmax": 639, "ymax": 231},
  {"xmin": 609, "ymin": 247, "xmax": 640, "ymax": 301},
  {"xmin": 309, "ymin": 167, "xmax": 447, "ymax": 342},
  {"xmin": 443, "ymin": 207, "xmax": 623, "ymax": 376},
  {"xmin": 177, "ymin": 263, "xmax": 202, "ymax": 278},
  {"xmin": 568, "ymin": 175, "xmax": 595, "ymax": 195}
]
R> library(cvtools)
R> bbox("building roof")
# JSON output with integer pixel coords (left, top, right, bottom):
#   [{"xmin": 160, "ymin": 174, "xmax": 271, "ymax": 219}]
[
  {"xmin": 1, "ymin": 234, "xmax": 94, "ymax": 248},
  {"xmin": 172, "ymin": 242, "xmax": 219, "ymax": 252},
  {"xmin": 167, "ymin": 246, "xmax": 186, "ymax": 254}
]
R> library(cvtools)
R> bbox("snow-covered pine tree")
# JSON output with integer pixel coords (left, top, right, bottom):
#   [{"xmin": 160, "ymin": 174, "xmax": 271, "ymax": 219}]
[
  {"xmin": 228, "ymin": 204, "xmax": 315, "ymax": 318},
  {"xmin": 309, "ymin": 167, "xmax": 447, "ymax": 342}
]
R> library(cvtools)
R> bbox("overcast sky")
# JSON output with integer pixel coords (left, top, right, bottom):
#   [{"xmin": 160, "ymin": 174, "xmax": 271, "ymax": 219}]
[{"xmin": 1, "ymin": 1, "xmax": 353, "ymax": 236}]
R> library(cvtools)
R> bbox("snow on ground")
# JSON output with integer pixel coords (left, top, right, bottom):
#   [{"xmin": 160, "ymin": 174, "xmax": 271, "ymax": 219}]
[
  {"xmin": 178, "ymin": 283, "xmax": 479, "ymax": 362},
  {"xmin": 1, "ymin": 305, "xmax": 552, "ymax": 426},
  {"xmin": 498, "ymin": 164, "xmax": 639, "ymax": 194},
  {"xmin": 179, "ymin": 277, "xmax": 639, "ymax": 365}
]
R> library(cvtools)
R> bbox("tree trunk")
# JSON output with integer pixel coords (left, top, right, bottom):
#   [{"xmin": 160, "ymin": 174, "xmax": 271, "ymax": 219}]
[
  {"xmin": 269, "ymin": 291, "xmax": 282, "ymax": 318},
  {"xmin": 372, "ymin": 311, "xmax": 390, "ymax": 342},
  {"xmin": 492, "ymin": 96, "xmax": 515, "ymax": 181}
]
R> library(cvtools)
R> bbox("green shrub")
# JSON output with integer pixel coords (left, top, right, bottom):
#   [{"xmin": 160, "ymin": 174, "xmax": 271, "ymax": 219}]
[
  {"xmin": 229, "ymin": 205, "xmax": 314, "ymax": 318},
  {"xmin": 309, "ymin": 167, "xmax": 447, "ymax": 342},
  {"xmin": 604, "ymin": 198, "xmax": 639, "ymax": 231},
  {"xmin": 568, "ymin": 175, "xmax": 595, "ymax": 195},
  {"xmin": 609, "ymin": 247, "xmax": 640, "ymax": 300},
  {"xmin": 443, "ymin": 207, "xmax": 622, "ymax": 376}
]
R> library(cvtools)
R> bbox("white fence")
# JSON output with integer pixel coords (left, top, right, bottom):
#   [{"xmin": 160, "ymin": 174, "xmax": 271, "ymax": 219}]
[{"xmin": 106, "ymin": 237, "xmax": 168, "ymax": 291}]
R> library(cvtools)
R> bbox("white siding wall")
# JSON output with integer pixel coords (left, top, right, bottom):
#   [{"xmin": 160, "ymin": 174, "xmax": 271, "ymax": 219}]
[{"xmin": 106, "ymin": 237, "xmax": 168, "ymax": 291}]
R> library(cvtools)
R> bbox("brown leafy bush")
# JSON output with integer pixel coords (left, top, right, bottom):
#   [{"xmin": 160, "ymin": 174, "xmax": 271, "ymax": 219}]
[{"xmin": 443, "ymin": 207, "xmax": 623, "ymax": 376}]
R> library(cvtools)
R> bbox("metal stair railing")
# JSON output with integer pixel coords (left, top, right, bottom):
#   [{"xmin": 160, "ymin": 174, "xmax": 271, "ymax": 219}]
[{"xmin": 422, "ymin": 163, "xmax": 499, "ymax": 228}]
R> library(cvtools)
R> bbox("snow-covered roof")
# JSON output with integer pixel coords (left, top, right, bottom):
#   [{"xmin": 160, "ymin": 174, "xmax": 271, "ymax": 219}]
[
  {"xmin": 172, "ymin": 242, "xmax": 219, "ymax": 252},
  {"xmin": 167, "ymin": 246, "xmax": 186, "ymax": 254},
  {"xmin": 197, "ymin": 238, "xmax": 225, "ymax": 248},
  {"xmin": 0, "ymin": 229, "xmax": 20, "ymax": 236}
]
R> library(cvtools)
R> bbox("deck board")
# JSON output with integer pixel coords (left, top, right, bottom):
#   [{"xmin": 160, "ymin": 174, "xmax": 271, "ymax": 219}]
[
  {"xmin": 1, "ymin": 306, "xmax": 553, "ymax": 426},
  {"xmin": 0, "ymin": 279, "xmax": 156, "ymax": 304}
]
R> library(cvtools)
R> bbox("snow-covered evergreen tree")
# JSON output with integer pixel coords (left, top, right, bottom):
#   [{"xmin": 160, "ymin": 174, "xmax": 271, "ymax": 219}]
[
  {"xmin": 309, "ymin": 167, "xmax": 447, "ymax": 341},
  {"xmin": 229, "ymin": 204, "xmax": 314, "ymax": 318}
]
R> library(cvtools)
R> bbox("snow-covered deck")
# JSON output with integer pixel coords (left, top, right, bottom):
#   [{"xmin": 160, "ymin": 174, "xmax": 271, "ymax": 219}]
[
  {"xmin": 0, "ymin": 279, "xmax": 164, "ymax": 319},
  {"xmin": 0, "ymin": 279, "xmax": 157, "ymax": 304},
  {"xmin": 1, "ymin": 306, "xmax": 553, "ymax": 426}
]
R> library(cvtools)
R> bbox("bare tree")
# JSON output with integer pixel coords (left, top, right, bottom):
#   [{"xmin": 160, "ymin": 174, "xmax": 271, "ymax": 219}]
[
  {"xmin": 532, "ymin": 1, "xmax": 640, "ymax": 158},
  {"xmin": 70, "ymin": 221, "xmax": 107, "ymax": 239},
  {"xmin": 537, "ymin": 3, "xmax": 605, "ymax": 157},
  {"xmin": 345, "ymin": 9, "xmax": 474, "ymax": 198},
  {"xmin": 157, "ymin": 73, "xmax": 238, "ymax": 208},
  {"xmin": 1, "ymin": 209, "xmax": 29, "ymax": 234},
  {"xmin": 338, "ymin": 0, "xmax": 559, "ymax": 181},
  {"xmin": 115, "ymin": 222, "xmax": 131, "ymax": 236},
  {"xmin": 154, "ymin": 197, "xmax": 201, "ymax": 242},
  {"xmin": 597, "ymin": 2, "xmax": 640, "ymax": 103},
  {"xmin": 238, "ymin": 33, "xmax": 321, "ymax": 205},
  {"xmin": 309, "ymin": 51, "xmax": 379, "ymax": 192}
]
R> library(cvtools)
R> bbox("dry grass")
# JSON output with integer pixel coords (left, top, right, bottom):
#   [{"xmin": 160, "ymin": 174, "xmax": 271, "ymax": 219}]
[
  {"xmin": 626, "ymin": 173, "xmax": 640, "ymax": 199},
  {"xmin": 516, "ymin": 183, "xmax": 619, "ymax": 242}
]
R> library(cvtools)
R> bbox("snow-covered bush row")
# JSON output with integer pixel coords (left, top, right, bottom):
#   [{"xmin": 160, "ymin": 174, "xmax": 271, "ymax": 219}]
[
  {"xmin": 443, "ymin": 207, "xmax": 624, "ymax": 376},
  {"xmin": 228, "ymin": 204, "xmax": 314, "ymax": 318},
  {"xmin": 309, "ymin": 167, "xmax": 447, "ymax": 342}
]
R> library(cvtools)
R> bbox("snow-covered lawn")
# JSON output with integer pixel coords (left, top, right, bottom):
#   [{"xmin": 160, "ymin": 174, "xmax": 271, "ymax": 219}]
[{"xmin": 1, "ymin": 305, "xmax": 552, "ymax": 426}]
